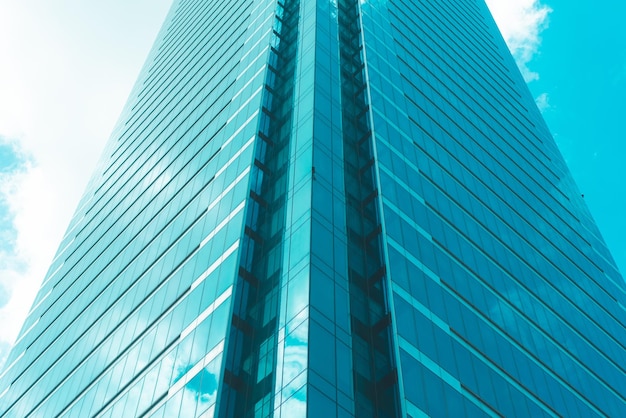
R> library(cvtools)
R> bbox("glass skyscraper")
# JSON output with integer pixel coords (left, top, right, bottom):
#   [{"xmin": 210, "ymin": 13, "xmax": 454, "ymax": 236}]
[{"xmin": 1, "ymin": 0, "xmax": 625, "ymax": 416}]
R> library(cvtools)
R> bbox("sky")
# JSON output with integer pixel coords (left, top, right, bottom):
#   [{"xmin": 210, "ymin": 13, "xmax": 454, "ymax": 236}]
[{"xmin": 0, "ymin": 0, "xmax": 624, "ymax": 371}]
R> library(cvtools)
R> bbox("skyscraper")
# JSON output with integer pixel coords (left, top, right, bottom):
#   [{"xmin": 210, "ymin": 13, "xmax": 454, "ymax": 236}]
[{"xmin": 1, "ymin": 0, "xmax": 625, "ymax": 416}]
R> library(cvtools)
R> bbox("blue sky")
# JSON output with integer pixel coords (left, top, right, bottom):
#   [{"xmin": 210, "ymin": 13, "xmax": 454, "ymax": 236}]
[
  {"xmin": 521, "ymin": 0, "xmax": 626, "ymax": 275},
  {"xmin": 0, "ymin": 0, "xmax": 624, "ymax": 370}
]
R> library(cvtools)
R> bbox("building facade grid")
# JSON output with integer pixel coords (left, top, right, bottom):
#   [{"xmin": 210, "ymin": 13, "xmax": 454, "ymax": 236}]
[{"xmin": 1, "ymin": 0, "xmax": 625, "ymax": 417}]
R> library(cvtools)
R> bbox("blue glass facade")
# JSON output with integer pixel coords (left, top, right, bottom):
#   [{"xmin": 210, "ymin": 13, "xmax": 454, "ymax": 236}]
[{"xmin": 1, "ymin": 0, "xmax": 625, "ymax": 417}]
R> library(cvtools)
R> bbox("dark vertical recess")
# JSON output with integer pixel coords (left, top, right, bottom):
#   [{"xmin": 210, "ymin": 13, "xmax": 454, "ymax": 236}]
[
  {"xmin": 216, "ymin": 0, "xmax": 300, "ymax": 417},
  {"xmin": 338, "ymin": 1, "xmax": 402, "ymax": 417}
]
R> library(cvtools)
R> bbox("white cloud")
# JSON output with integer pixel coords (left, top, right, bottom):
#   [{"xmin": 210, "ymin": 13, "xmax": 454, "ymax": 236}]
[
  {"xmin": 535, "ymin": 92, "xmax": 551, "ymax": 111},
  {"xmin": 485, "ymin": 0, "xmax": 552, "ymax": 82},
  {"xmin": 0, "ymin": 138, "xmax": 36, "ymax": 369}
]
